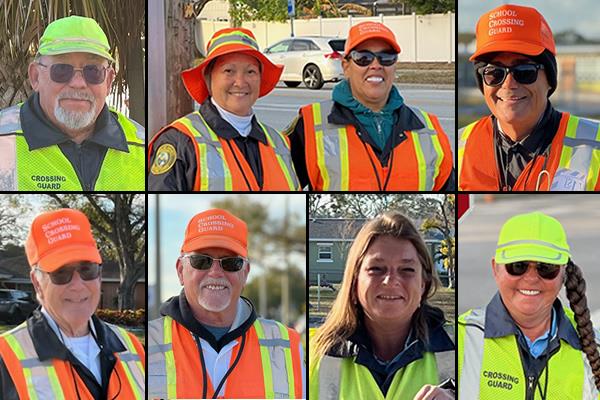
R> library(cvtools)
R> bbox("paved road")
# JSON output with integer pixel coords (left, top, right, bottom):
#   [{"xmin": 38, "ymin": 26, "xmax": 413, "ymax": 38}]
[
  {"xmin": 255, "ymin": 83, "xmax": 456, "ymax": 155},
  {"xmin": 458, "ymin": 194, "xmax": 600, "ymax": 327}
]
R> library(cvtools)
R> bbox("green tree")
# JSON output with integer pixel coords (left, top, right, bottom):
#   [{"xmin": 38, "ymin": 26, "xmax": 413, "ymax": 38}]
[
  {"xmin": 0, "ymin": 0, "xmax": 146, "ymax": 123},
  {"xmin": 42, "ymin": 194, "xmax": 145, "ymax": 310},
  {"xmin": 406, "ymin": 0, "xmax": 454, "ymax": 14},
  {"xmin": 421, "ymin": 195, "xmax": 455, "ymax": 288}
]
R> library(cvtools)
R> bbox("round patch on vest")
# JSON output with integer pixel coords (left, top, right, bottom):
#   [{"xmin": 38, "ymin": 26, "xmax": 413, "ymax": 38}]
[{"xmin": 151, "ymin": 143, "xmax": 177, "ymax": 175}]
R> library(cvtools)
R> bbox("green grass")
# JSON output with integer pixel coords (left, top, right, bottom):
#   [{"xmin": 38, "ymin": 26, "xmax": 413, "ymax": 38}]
[{"xmin": 309, "ymin": 285, "xmax": 456, "ymax": 327}]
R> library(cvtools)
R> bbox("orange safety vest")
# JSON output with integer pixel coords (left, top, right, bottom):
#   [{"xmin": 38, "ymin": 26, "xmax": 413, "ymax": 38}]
[
  {"xmin": 300, "ymin": 101, "xmax": 453, "ymax": 191},
  {"xmin": 458, "ymin": 113, "xmax": 600, "ymax": 191},
  {"xmin": 0, "ymin": 321, "xmax": 145, "ymax": 400},
  {"xmin": 148, "ymin": 111, "xmax": 300, "ymax": 191},
  {"xmin": 148, "ymin": 316, "xmax": 304, "ymax": 399}
]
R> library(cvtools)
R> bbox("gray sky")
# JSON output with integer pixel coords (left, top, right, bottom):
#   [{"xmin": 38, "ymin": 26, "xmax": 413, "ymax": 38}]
[{"xmin": 458, "ymin": 0, "xmax": 600, "ymax": 39}]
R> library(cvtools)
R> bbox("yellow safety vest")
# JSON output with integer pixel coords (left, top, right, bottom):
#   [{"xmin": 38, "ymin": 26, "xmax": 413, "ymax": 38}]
[
  {"xmin": 458, "ymin": 307, "xmax": 600, "ymax": 399},
  {"xmin": 0, "ymin": 103, "xmax": 145, "ymax": 191}
]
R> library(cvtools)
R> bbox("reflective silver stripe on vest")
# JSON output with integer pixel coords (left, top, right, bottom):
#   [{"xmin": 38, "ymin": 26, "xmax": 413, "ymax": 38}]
[
  {"xmin": 260, "ymin": 122, "xmax": 300, "ymax": 189},
  {"xmin": 0, "ymin": 105, "xmax": 21, "ymax": 191},
  {"xmin": 312, "ymin": 101, "xmax": 344, "ymax": 191},
  {"xmin": 552, "ymin": 117, "xmax": 600, "ymax": 190},
  {"xmin": 6, "ymin": 322, "xmax": 64, "ymax": 399},
  {"xmin": 185, "ymin": 112, "xmax": 228, "ymax": 191},
  {"xmin": 318, "ymin": 355, "xmax": 342, "ymax": 400},
  {"xmin": 208, "ymin": 32, "xmax": 259, "ymax": 54},
  {"xmin": 459, "ymin": 308, "xmax": 486, "ymax": 400},
  {"xmin": 435, "ymin": 350, "xmax": 455, "ymax": 383},
  {"xmin": 107, "ymin": 324, "xmax": 145, "ymax": 397},
  {"xmin": 256, "ymin": 318, "xmax": 293, "ymax": 398},
  {"xmin": 407, "ymin": 105, "xmax": 443, "ymax": 190},
  {"xmin": 148, "ymin": 317, "xmax": 169, "ymax": 399}
]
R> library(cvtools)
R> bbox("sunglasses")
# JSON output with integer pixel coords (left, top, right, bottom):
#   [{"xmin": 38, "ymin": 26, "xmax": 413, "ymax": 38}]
[
  {"xmin": 479, "ymin": 63, "xmax": 545, "ymax": 87},
  {"xmin": 347, "ymin": 50, "xmax": 398, "ymax": 67},
  {"xmin": 36, "ymin": 263, "xmax": 102, "ymax": 285},
  {"xmin": 37, "ymin": 62, "xmax": 108, "ymax": 85},
  {"xmin": 504, "ymin": 261, "xmax": 561, "ymax": 280},
  {"xmin": 182, "ymin": 254, "xmax": 247, "ymax": 272}
]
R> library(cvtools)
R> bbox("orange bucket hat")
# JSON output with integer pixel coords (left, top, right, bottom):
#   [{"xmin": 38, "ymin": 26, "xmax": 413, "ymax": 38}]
[
  {"xmin": 181, "ymin": 27, "xmax": 283, "ymax": 104},
  {"xmin": 181, "ymin": 209, "xmax": 248, "ymax": 257},
  {"xmin": 25, "ymin": 209, "xmax": 102, "ymax": 272},
  {"xmin": 344, "ymin": 21, "xmax": 401, "ymax": 54},
  {"xmin": 470, "ymin": 4, "xmax": 556, "ymax": 61}
]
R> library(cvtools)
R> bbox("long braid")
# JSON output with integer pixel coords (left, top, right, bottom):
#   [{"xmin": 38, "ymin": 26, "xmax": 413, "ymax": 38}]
[{"xmin": 565, "ymin": 260, "xmax": 600, "ymax": 390}]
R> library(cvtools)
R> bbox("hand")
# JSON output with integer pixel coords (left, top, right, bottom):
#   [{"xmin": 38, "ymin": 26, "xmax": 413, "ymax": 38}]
[{"xmin": 413, "ymin": 384, "xmax": 454, "ymax": 400}]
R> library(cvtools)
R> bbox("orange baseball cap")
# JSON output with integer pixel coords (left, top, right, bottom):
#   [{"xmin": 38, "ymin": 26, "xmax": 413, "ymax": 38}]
[
  {"xmin": 181, "ymin": 27, "xmax": 283, "ymax": 104},
  {"xmin": 25, "ymin": 209, "xmax": 102, "ymax": 272},
  {"xmin": 181, "ymin": 209, "xmax": 248, "ymax": 257},
  {"xmin": 470, "ymin": 4, "xmax": 556, "ymax": 61},
  {"xmin": 344, "ymin": 21, "xmax": 401, "ymax": 54}
]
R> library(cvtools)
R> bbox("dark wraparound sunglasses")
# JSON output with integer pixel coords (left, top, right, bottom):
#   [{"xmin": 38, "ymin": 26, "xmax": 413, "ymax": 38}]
[
  {"xmin": 37, "ymin": 63, "xmax": 108, "ymax": 85},
  {"xmin": 182, "ymin": 254, "xmax": 247, "ymax": 272},
  {"xmin": 36, "ymin": 263, "xmax": 102, "ymax": 285},
  {"xmin": 347, "ymin": 50, "xmax": 398, "ymax": 67},
  {"xmin": 505, "ymin": 261, "xmax": 561, "ymax": 280},
  {"xmin": 478, "ymin": 63, "xmax": 545, "ymax": 87}
]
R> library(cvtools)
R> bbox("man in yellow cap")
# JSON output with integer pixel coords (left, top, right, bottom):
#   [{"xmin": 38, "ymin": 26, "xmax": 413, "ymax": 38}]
[
  {"xmin": 148, "ymin": 208, "xmax": 305, "ymax": 398},
  {"xmin": 458, "ymin": 4, "xmax": 600, "ymax": 191},
  {"xmin": 0, "ymin": 208, "xmax": 145, "ymax": 399},
  {"xmin": 458, "ymin": 212, "xmax": 600, "ymax": 398},
  {"xmin": 0, "ymin": 15, "xmax": 145, "ymax": 191},
  {"xmin": 285, "ymin": 21, "xmax": 454, "ymax": 191}
]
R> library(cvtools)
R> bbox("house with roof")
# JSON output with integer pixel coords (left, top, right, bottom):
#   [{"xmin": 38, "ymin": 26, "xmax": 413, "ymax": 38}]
[{"xmin": 309, "ymin": 217, "xmax": 448, "ymax": 286}]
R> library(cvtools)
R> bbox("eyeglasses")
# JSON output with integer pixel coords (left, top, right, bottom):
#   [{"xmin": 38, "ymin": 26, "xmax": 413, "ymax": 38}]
[
  {"xmin": 504, "ymin": 261, "xmax": 561, "ymax": 280},
  {"xmin": 37, "ymin": 62, "xmax": 108, "ymax": 85},
  {"xmin": 36, "ymin": 263, "xmax": 102, "ymax": 285},
  {"xmin": 478, "ymin": 63, "xmax": 545, "ymax": 87},
  {"xmin": 181, "ymin": 254, "xmax": 247, "ymax": 272},
  {"xmin": 347, "ymin": 50, "xmax": 398, "ymax": 67}
]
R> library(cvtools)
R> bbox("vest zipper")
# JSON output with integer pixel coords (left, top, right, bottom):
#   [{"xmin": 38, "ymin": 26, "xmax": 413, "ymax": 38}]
[{"xmin": 524, "ymin": 340, "xmax": 561, "ymax": 400}]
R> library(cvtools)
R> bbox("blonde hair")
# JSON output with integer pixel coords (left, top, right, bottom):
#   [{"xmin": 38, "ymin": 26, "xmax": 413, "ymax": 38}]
[{"xmin": 311, "ymin": 212, "xmax": 440, "ymax": 360}]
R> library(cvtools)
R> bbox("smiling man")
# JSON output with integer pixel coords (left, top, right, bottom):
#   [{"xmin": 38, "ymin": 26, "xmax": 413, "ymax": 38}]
[
  {"xmin": 0, "ymin": 208, "xmax": 145, "ymax": 399},
  {"xmin": 148, "ymin": 208, "xmax": 305, "ymax": 399},
  {"xmin": 458, "ymin": 4, "xmax": 600, "ymax": 191},
  {"xmin": 0, "ymin": 16, "xmax": 145, "ymax": 191},
  {"xmin": 286, "ymin": 21, "xmax": 454, "ymax": 191}
]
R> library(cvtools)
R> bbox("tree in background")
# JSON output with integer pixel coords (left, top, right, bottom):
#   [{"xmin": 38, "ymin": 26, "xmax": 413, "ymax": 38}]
[
  {"xmin": 42, "ymin": 194, "xmax": 145, "ymax": 310},
  {"xmin": 421, "ymin": 195, "xmax": 455, "ymax": 288},
  {"xmin": 0, "ymin": 0, "xmax": 145, "ymax": 123},
  {"xmin": 0, "ymin": 196, "xmax": 25, "ymax": 251},
  {"xmin": 405, "ymin": 0, "xmax": 454, "ymax": 14}
]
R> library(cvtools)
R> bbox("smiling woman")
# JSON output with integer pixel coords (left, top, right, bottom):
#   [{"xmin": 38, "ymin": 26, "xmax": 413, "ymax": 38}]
[{"xmin": 309, "ymin": 212, "xmax": 455, "ymax": 400}]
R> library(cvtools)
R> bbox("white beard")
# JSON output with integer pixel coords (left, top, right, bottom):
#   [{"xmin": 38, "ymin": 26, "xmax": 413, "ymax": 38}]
[{"xmin": 54, "ymin": 92, "xmax": 97, "ymax": 130}]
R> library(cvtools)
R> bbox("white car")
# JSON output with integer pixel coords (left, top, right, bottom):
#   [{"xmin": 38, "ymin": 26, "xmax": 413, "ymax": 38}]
[{"xmin": 264, "ymin": 36, "xmax": 346, "ymax": 89}]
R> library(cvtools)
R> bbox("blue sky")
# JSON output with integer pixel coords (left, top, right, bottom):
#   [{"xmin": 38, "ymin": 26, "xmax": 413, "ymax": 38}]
[
  {"xmin": 148, "ymin": 194, "xmax": 306, "ymax": 303},
  {"xmin": 458, "ymin": 0, "xmax": 600, "ymax": 39}
]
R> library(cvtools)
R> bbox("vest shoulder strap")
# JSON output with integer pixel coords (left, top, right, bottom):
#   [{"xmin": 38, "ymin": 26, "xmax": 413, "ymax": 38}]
[
  {"xmin": 110, "ymin": 108, "xmax": 145, "ymax": 145},
  {"xmin": 434, "ymin": 350, "xmax": 455, "ymax": 383},
  {"xmin": 406, "ymin": 105, "xmax": 438, "ymax": 135},
  {"xmin": 147, "ymin": 316, "xmax": 173, "ymax": 399},
  {"xmin": 459, "ymin": 308, "xmax": 486, "ymax": 400},
  {"xmin": 318, "ymin": 355, "xmax": 343, "ymax": 400}
]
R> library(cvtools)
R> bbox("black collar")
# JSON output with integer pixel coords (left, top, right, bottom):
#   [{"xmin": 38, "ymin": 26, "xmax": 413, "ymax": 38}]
[
  {"xmin": 199, "ymin": 99, "xmax": 268, "ymax": 145},
  {"xmin": 160, "ymin": 291, "xmax": 257, "ymax": 353},
  {"xmin": 20, "ymin": 92, "xmax": 129, "ymax": 152},
  {"xmin": 28, "ymin": 308, "xmax": 126, "ymax": 362},
  {"xmin": 484, "ymin": 292, "xmax": 581, "ymax": 350}
]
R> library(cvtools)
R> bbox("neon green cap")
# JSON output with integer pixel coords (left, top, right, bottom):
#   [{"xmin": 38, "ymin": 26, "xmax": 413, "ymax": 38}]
[
  {"xmin": 495, "ymin": 212, "xmax": 570, "ymax": 265},
  {"xmin": 37, "ymin": 16, "xmax": 114, "ymax": 62}
]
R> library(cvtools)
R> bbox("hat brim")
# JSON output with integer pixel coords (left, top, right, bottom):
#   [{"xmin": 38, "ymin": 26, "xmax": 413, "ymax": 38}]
[
  {"xmin": 38, "ymin": 44, "xmax": 115, "ymax": 63},
  {"xmin": 182, "ymin": 235, "xmax": 247, "ymax": 257},
  {"xmin": 495, "ymin": 243, "xmax": 569, "ymax": 265},
  {"xmin": 470, "ymin": 40, "xmax": 545, "ymax": 61},
  {"xmin": 37, "ymin": 245, "xmax": 102, "ymax": 272},
  {"xmin": 181, "ymin": 47, "xmax": 283, "ymax": 105}
]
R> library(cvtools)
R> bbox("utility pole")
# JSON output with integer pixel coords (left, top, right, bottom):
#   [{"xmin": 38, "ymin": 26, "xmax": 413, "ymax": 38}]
[
  {"xmin": 154, "ymin": 195, "xmax": 161, "ymax": 319},
  {"xmin": 281, "ymin": 196, "xmax": 290, "ymax": 325}
]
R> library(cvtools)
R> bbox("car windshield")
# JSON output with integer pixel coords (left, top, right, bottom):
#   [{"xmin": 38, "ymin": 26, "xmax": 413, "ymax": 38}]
[{"xmin": 328, "ymin": 39, "xmax": 346, "ymax": 52}]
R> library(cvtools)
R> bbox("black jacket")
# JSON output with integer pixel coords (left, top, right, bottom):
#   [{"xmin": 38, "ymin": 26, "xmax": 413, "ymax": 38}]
[
  {"xmin": 286, "ymin": 101, "xmax": 456, "ymax": 191},
  {"xmin": 0, "ymin": 309, "xmax": 127, "ymax": 400}
]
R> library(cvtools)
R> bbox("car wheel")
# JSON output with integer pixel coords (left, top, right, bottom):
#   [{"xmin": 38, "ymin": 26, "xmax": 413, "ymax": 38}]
[
  {"xmin": 284, "ymin": 81, "xmax": 301, "ymax": 88},
  {"xmin": 303, "ymin": 65, "xmax": 324, "ymax": 90}
]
